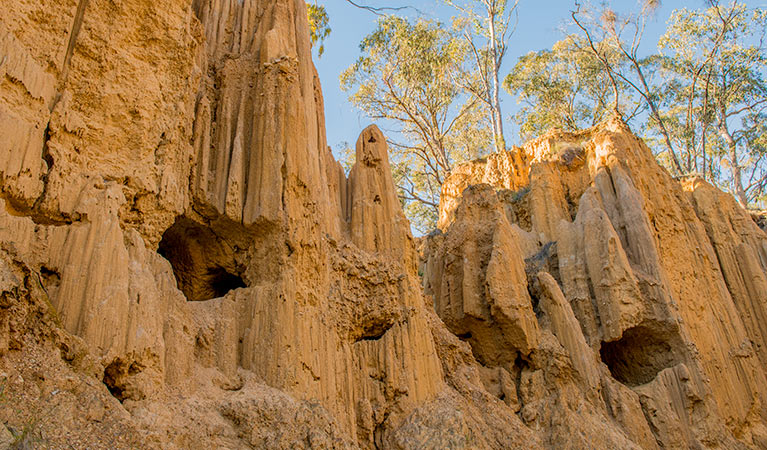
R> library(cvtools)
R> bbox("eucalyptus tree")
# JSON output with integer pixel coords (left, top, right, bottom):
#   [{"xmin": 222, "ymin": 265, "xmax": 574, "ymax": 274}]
[
  {"xmin": 659, "ymin": 1, "xmax": 767, "ymax": 206},
  {"xmin": 306, "ymin": 1, "xmax": 417, "ymax": 58},
  {"xmin": 447, "ymin": 0, "xmax": 519, "ymax": 153},
  {"xmin": 572, "ymin": 0, "xmax": 686, "ymax": 174},
  {"xmin": 504, "ymin": 35, "xmax": 641, "ymax": 141},
  {"xmin": 341, "ymin": 16, "xmax": 491, "ymax": 231},
  {"xmin": 307, "ymin": 3, "xmax": 331, "ymax": 57}
]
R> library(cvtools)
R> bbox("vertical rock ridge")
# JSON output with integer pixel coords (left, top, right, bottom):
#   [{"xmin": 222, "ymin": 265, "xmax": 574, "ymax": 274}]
[
  {"xmin": 1, "ymin": 1, "xmax": 767, "ymax": 448},
  {"xmin": 424, "ymin": 117, "xmax": 767, "ymax": 448},
  {"xmin": 346, "ymin": 125, "xmax": 412, "ymax": 261}
]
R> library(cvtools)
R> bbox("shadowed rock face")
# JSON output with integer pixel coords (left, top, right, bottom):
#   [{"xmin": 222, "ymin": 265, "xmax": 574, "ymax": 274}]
[
  {"xmin": 598, "ymin": 324, "xmax": 684, "ymax": 387},
  {"xmin": 0, "ymin": 0, "xmax": 766, "ymax": 449},
  {"xmin": 158, "ymin": 217, "xmax": 248, "ymax": 301},
  {"xmin": 752, "ymin": 211, "xmax": 767, "ymax": 231}
]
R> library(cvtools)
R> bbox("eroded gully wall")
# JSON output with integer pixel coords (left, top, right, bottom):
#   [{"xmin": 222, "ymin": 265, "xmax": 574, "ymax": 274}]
[
  {"xmin": 2, "ymin": 0, "xmax": 767, "ymax": 448},
  {"xmin": 424, "ymin": 118, "xmax": 767, "ymax": 448}
]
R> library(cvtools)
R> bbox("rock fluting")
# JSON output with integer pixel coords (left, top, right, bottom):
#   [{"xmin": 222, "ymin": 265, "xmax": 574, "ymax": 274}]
[
  {"xmin": 0, "ymin": 0, "xmax": 766, "ymax": 448},
  {"xmin": 423, "ymin": 119, "xmax": 767, "ymax": 448}
]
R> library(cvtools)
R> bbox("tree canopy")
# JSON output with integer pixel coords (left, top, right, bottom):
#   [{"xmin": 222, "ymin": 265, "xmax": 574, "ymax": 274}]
[
  {"xmin": 341, "ymin": 16, "xmax": 491, "ymax": 231},
  {"xmin": 330, "ymin": 0, "xmax": 766, "ymax": 231},
  {"xmin": 504, "ymin": 35, "xmax": 626, "ymax": 141},
  {"xmin": 307, "ymin": 3, "xmax": 331, "ymax": 58},
  {"xmin": 507, "ymin": 1, "xmax": 766, "ymax": 207},
  {"xmin": 657, "ymin": 2, "xmax": 767, "ymax": 205},
  {"xmin": 448, "ymin": 0, "xmax": 520, "ymax": 153}
]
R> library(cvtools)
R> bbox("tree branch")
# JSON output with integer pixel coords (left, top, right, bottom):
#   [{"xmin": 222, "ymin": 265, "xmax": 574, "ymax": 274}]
[{"xmin": 343, "ymin": 1, "xmax": 420, "ymax": 16}]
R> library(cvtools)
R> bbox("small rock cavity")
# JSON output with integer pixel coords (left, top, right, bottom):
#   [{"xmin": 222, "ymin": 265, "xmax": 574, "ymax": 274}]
[
  {"xmin": 599, "ymin": 325, "xmax": 683, "ymax": 387},
  {"xmin": 102, "ymin": 357, "xmax": 145, "ymax": 402},
  {"xmin": 158, "ymin": 217, "xmax": 247, "ymax": 301}
]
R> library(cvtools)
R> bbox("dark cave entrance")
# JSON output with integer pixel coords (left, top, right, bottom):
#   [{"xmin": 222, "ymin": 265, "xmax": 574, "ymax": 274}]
[
  {"xmin": 599, "ymin": 325, "xmax": 683, "ymax": 387},
  {"xmin": 158, "ymin": 217, "xmax": 247, "ymax": 301},
  {"xmin": 207, "ymin": 267, "xmax": 246, "ymax": 298}
]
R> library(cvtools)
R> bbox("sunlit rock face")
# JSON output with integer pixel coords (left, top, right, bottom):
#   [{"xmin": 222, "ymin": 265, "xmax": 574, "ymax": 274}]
[
  {"xmin": 1, "ymin": 0, "xmax": 766, "ymax": 448},
  {"xmin": 424, "ymin": 118, "xmax": 767, "ymax": 448}
]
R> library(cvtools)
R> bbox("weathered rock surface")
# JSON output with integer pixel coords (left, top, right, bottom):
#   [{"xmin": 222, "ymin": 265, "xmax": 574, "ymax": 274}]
[
  {"xmin": 0, "ymin": 0, "xmax": 766, "ymax": 448},
  {"xmin": 424, "ymin": 119, "xmax": 767, "ymax": 448}
]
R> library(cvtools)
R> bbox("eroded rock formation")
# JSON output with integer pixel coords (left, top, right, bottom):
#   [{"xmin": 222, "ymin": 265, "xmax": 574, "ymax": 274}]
[
  {"xmin": 0, "ymin": 0, "xmax": 766, "ymax": 448},
  {"xmin": 423, "ymin": 119, "xmax": 767, "ymax": 449}
]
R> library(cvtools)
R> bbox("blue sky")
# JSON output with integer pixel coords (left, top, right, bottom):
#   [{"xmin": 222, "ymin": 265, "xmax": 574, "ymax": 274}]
[{"xmin": 313, "ymin": 0, "xmax": 766, "ymax": 157}]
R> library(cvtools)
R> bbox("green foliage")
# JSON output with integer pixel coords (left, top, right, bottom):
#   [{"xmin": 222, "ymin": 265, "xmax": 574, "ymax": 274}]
[
  {"xmin": 335, "ymin": 141, "xmax": 355, "ymax": 176},
  {"xmin": 656, "ymin": 2, "xmax": 767, "ymax": 205},
  {"xmin": 447, "ymin": 0, "xmax": 520, "ymax": 152},
  {"xmin": 307, "ymin": 2, "xmax": 331, "ymax": 58},
  {"xmin": 531, "ymin": 0, "xmax": 767, "ymax": 206},
  {"xmin": 504, "ymin": 35, "xmax": 625, "ymax": 141},
  {"xmin": 570, "ymin": 0, "xmax": 687, "ymax": 173},
  {"xmin": 341, "ymin": 15, "xmax": 491, "ymax": 232}
]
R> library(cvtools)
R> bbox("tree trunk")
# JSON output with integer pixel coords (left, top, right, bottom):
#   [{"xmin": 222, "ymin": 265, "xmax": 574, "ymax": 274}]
[
  {"xmin": 488, "ymin": 5, "xmax": 505, "ymax": 152},
  {"xmin": 720, "ymin": 124, "xmax": 748, "ymax": 206},
  {"xmin": 491, "ymin": 62, "xmax": 505, "ymax": 151},
  {"xmin": 701, "ymin": 125, "xmax": 708, "ymax": 180},
  {"xmin": 700, "ymin": 72, "xmax": 712, "ymax": 180},
  {"xmin": 489, "ymin": 106, "xmax": 499, "ymax": 150},
  {"xmin": 633, "ymin": 61, "xmax": 684, "ymax": 175}
]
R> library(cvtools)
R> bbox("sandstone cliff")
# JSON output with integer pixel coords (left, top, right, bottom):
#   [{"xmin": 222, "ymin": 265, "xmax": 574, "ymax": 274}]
[{"xmin": 0, "ymin": 0, "xmax": 766, "ymax": 448}]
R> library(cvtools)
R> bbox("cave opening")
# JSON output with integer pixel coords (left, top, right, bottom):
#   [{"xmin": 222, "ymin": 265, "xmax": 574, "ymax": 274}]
[
  {"xmin": 103, "ymin": 362, "xmax": 126, "ymax": 402},
  {"xmin": 158, "ymin": 217, "xmax": 247, "ymax": 301},
  {"xmin": 102, "ymin": 358, "xmax": 132, "ymax": 402},
  {"xmin": 599, "ymin": 325, "xmax": 682, "ymax": 387},
  {"xmin": 207, "ymin": 266, "xmax": 246, "ymax": 299}
]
